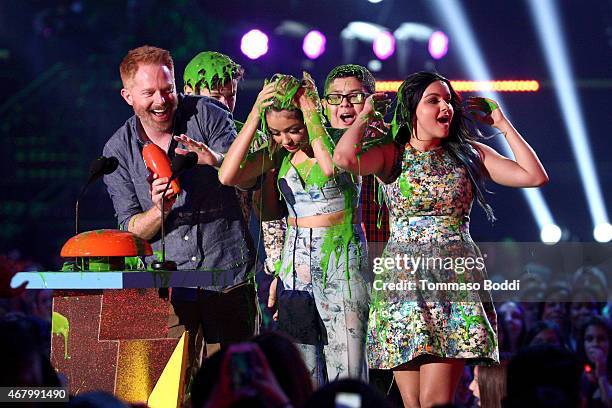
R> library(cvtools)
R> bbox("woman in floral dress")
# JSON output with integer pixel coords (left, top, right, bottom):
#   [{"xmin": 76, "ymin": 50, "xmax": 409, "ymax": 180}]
[{"xmin": 334, "ymin": 71, "xmax": 548, "ymax": 407}]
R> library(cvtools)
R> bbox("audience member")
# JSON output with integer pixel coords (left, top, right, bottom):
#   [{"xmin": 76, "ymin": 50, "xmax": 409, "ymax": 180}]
[
  {"xmin": 504, "ymin": 344, "xmax": 582, "ymax": 408},
  {"xmin": 498, "ymin": 301, "xmax": 526, "ymax": 354},
  {"xmin": 469, "ymin": 362, "xmax": 507, "ymax": 408},
  {"xmin": 577, "ymin": 316, "xmax": 612, "ymax": 407}
]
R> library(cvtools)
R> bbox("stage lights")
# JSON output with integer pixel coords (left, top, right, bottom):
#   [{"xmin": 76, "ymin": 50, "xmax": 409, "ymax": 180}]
[
  {"xmin": 240, "ymin": 29, "xmax": 269, "ymax": 60},
  {"xmin": 540, "ymin": 224, "xmax": 562, "ymax": 244},
  {"xmin": 375, "ymin": 80, "xmax": 540, "ymax": 93},
  {"xmin": 243, "ymin": 21, "xmax": 449, "ymax": 67},
  {"xmin": 430, "ymin": 0, "xmax": 559, "ymax": 242},
  {"xmin": 428, "ymin": 31, "xmax": 449, "ymax": 59},
  {"xmin": 373, "ymin": 31, "xmax": 395, "ymax": 60},
  {"xmin": 594, "ymin": 223, "xmax": 612, "ymax": 243},
  {"xmin": 302, "ymin": 30, "xmax": 326, "ymax": 59},
  {"xmin": 452, "ymin": 80, "xmax": 540, "ymax": 92},
  {"xmin": 527, "ymin": 0, "xmax": 610, "ymax": 242}
]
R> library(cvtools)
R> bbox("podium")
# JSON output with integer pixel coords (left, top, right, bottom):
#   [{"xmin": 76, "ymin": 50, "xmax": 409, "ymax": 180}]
[{"xmin": 10, "ymin": 271, "xmax": 216, "ymax": 407}]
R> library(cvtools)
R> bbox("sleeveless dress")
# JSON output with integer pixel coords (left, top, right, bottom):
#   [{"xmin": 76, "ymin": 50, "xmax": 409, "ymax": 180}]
[
  {"xmin": 367, "ymin": 143, "xmax": 498, "ymax": 369},
  {"xmin": 276, "ymin": 152, "xmax": 371, "ymax": 385}
]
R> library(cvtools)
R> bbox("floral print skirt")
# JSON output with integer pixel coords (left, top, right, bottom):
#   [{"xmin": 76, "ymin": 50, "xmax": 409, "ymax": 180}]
[
  {"xmin": 367, "ymin": 217, "xmax": 499, "ymax": 369},
  {"xmin": 278, "ymin": 223, "xmax": 371, "ymax": 385}
]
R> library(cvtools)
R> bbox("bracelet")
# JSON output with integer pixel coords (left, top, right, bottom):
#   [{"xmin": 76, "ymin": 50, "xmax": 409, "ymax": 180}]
[{"xmin": 213, "ymin": 153, "xmax": 225, "ymax": 170}]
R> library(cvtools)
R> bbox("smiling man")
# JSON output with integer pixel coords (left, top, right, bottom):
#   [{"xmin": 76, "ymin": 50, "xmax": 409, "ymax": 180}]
[{"xmin": 102, "ymin": 45, "xmax": 256, "ymax": 395}]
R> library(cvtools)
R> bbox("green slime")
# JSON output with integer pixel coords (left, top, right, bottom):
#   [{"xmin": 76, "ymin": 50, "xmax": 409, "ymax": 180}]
[
  {"xmin": 183, "ymin": 51, "xmax": 240, "ymax": 92},
  {"xmin": 52, "ymin": 311, "xmax": 70, "ymax": 359}
]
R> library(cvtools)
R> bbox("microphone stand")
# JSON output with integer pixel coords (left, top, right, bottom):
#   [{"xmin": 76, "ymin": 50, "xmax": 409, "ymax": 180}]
[
  {"xmin": 151, "ymin": 179, "xmax": 178, "ymax": 300},
  {"xmin": 150, "ymin": 152, "xmax": 197, "ymax": 298},
  {"xmin": 75, "ymin": 183, "xmax": 91, "ymax": 235},
  {"xmin": 150, "ymin": 179, "xmax": 178, "ymax": 272}
]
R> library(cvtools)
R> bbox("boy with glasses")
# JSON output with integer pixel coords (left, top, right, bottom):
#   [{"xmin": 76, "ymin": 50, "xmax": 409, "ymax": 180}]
[{"xmin": 322, "ymin": 65, "xmax": 390, "ymax": 244}]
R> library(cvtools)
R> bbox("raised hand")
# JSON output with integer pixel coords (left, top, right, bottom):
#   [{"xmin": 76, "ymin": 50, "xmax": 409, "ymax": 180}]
[
  {"xmin": 251, "ymin": 83, "xmax": 277, "ymax": 116},
  {"xmin": 174, "ymin": 134, "xmax": 223, "ymax": 167},
  {"xmin": 296, "ymin": 71, "xmax": 321, "ymax": 113},
  {"xmin": 362, "ymin": 93, "xmax": 391, "ymax": 139},
  {"xmin": 0, "ymin": 256, "xmax": 27, "ymax": 298},
  {"xmin": 466, "ymin": 96, "xmax": 505, "ymax": 127},
  {"xmin": 587, "ymin": 347, "xmax": 608, "ymax": 379}
]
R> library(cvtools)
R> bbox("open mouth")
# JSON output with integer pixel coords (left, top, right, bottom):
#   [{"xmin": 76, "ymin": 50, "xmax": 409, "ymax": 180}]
[
  {"xmin": 339, "ymin": 113, "xmax": 356, "ymax": 126},
  {"xmin": 437, "ymin": 116, "xmax": 450, "ymax": 124},
  {"xmin": 151, "ymin": 106, "xmax": 170, "ymax": 119}
]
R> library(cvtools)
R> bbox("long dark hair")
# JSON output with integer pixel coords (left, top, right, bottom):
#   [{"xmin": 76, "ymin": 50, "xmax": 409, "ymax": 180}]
[
  {"xmin": 391, "ymin": 71, "xmax": 495, "ymax": 221},
  {"xmin": 577, "ymin": 316, "xmax": 612, "ymax": 376},
  {"xmin": 476, "ymin": 362, "xmax": 508, "ymax": 408}
]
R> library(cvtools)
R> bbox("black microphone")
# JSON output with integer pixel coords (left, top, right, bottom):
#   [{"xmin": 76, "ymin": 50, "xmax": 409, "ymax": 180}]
[
  {"xmin": 75, "ymin": 156, "xmax": 119, "ymax": 234},
  {"xmin": 151, "ymin": 152, "xmax": 199, "ymax": 274},
  {"xmin": 169, "ymin": 152, "xmax": 198, "ymax": 181},
  {"xmin": 88, "ymin": 156, "xmax": 119, "ymax": 183}
]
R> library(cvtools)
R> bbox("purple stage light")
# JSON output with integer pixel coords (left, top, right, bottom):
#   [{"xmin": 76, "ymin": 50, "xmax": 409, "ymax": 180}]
[
  {"xmin": 373, "ymin": 31, "xmax": 395, "ymax": 60},
  {"xmin": 241, "ymin": 29, "xmax": 269, "ymax": 60},
  {"xmin": 302, "ymin": 30, "xmax": 326, "ymax": 59},
  {"xmin": 428, "ymin": 30, "xmax": 449, "ymax": 59}
]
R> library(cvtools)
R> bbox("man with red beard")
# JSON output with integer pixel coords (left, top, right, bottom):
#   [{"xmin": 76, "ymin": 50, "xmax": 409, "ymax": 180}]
[{"xmin": 102, "ymin": 46, "xmax": 256, "ymax": 392}]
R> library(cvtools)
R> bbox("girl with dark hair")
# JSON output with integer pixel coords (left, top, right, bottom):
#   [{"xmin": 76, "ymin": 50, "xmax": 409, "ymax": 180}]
[
  {"xmin": 578, "ymin": 316, "xmax": 612, "ymax": 407},
  {"xmin": 498, "ymin": 301, "xmax": 527, "ymax": 354},
  {"xmin": 334, "ymin": 71, "xmax": 548, "ymax": 407},
  {"xmin": 469, "ymin": 362, "xmax": 508, "ymax": 408},
  {"xmin": 180, "ymin": 73, "xmax": 371, "ymax": 386}
]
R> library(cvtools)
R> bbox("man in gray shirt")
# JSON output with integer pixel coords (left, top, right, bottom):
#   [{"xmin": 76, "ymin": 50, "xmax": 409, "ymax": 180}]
[{"xmin": 102, "ymin": 45, "xmax": 256, "ymax": 390}]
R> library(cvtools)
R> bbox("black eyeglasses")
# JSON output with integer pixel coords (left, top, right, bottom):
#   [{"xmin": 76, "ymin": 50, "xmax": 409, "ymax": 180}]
[{"xmin": 324, "ymin": 92, "xmax": 369, "ymax": 105}]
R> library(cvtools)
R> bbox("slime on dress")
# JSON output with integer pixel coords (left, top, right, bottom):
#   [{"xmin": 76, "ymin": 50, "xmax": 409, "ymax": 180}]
[
  {"xmin": 367, "ymin": 142, "xmax": 499, "ymax": 369},
  {"xmin": 276, "ymin": 147, "xmax": 371, "ymax": 385}
]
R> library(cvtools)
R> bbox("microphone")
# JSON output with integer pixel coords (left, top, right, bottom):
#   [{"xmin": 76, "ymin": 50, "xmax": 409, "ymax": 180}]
[
  {"xmin": 88, "ymin": 156, "xmax": 119, "ymax": 183},
  {"xmin": 170, "ymin": 152, "xmax": 198, "ymax": 181},
  {"xmin": 151, "ymin": 152, "xmax": 199, "ymax": 273},
  {"xmin": 75, "ymin": 156, "xmax": 119, "ymax": 234}
]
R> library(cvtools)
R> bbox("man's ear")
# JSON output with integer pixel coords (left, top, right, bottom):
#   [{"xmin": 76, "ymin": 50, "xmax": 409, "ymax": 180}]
[{"xmin": 120, "ymin": 88, "xmax": 133, "ymax": 106}]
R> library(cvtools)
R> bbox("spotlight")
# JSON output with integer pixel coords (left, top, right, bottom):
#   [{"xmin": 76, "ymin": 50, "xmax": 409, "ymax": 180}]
[
  {"xmin": 594, "ymin": 223, "xmax": 612, "ymax": 243},
  {"xmin": 428, "ymin": 30, "xmax": 449, "ymax": 59},
  {"xmin": 430, "ymin": 0, "xmax": 558, "ymax": 240},
  {"xmin": 302, "ymin": 30, "xmax": 326, "ymax": 59},
  {"xmin": 368, "ymin": 0, "xmax": 383, "ymax": 3},
  {"xmin": 341, "ymin": 21, "xmax": 390, "ymax": 63},
  {"xmin": 528, "ymin": 0, "xmax": 610, "ymax": 238},
  {"xmin": 373, "ymin": 31, "xmax": 395, "ymax": 60},
  {"xmin": 240, "ymin": 29, "xmax": 269, "ymax": 60},
  {"xmin": 540, "ymin": 224, "xmax": 562, "ymax": 244}
]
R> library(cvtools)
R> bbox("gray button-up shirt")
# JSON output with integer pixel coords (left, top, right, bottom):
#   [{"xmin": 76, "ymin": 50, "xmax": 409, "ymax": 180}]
[{"xmin": 103, "ymin": 95, "xmax": 253, "ymax": 290}]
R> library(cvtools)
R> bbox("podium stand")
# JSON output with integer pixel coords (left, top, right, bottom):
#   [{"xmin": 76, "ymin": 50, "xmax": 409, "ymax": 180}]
[{"xmin": 11, "ymin": 270, "xmax": 216, "ymax": 407}]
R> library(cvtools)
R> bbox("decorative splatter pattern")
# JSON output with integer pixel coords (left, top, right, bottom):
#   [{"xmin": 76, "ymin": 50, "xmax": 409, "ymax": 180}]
[{"xmin": 367, "ymin": 144, "xmax": 498, "ymax": 369}]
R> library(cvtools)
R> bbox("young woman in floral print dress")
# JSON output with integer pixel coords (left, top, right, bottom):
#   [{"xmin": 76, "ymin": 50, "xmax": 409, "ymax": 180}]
[{"xmin": 334, "ymin": 71, "xmax": 548, "ymax": 407}]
